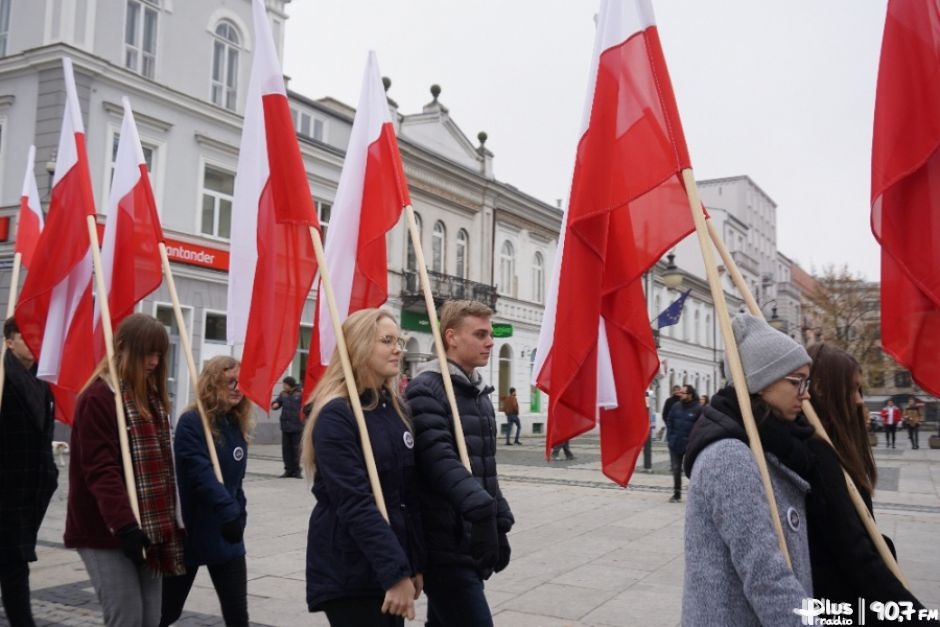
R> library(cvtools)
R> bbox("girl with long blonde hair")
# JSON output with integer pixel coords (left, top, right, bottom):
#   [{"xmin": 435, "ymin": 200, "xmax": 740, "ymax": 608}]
[{"xmin": 303, "ymin": 309, "xmax": 424, "ymax": 626}]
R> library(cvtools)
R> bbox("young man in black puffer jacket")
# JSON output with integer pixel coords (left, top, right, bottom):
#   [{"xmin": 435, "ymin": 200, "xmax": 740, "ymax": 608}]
[{"xmin": 406, "ymin": 300, "xmax": 514, "ymax": 627}]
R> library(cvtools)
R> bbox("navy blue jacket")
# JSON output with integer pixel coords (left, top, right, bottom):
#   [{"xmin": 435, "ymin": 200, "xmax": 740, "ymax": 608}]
[
  {"xmin": 406, "ymin": 360, "xmax": 514, "ymax": 573},
  {"xmin": 305, "ymin": 392, "xmax": 425, "ymax": 611},
  {"xmin": 666, "ymin": 399, "xmax": 701, "ymax": 456},
  {"xmin": 274, "ymin": 390, "xmax": 303, "ymax": 434},
  {"xmin": 174, "ymin": 410, "xmax": 247, "ymax": 568}
]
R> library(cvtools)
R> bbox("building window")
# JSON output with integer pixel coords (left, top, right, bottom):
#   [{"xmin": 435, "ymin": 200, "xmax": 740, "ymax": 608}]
[
  {"xmin": 201, "ymin": 165, "xmax": 234, "ymax": 239},
  {"xmin": 0, "ymin": 0, "xmax": 11, "ymax": 56},
  {"xmin": 109, "ymin": 131, "xmax": 155, "ymax": 184},
  {"xmin": 125, "ymin": 0, "xmax": 159, "ymax": 78},
  {"xmin": 894, "ymin": 370, "xmax": 912, "ymax": 389},
  {"xmin": 407, "ymin": 212, "xmax": 422, "ymax": 271},
  {"xmin": 455, "ymin": 228, "xmax": 469, "ymax": 279},
  {"xmin": 499, "ymin": 240, "xmax": 516, "ymax": 297},
  {"xmin": 204, "ymin": 312, "xmax": 227, "ymax": 343},
  {"xmin": 532, "ymin": 252, "xmax": 544, "ymax": 304},
  {"xmin": 431, "ymin": 220, "xmax": 446, "ymax": 273},
  {"xmin": 211, "ymin": 20, "xmax": 240, "ymax": 110},
  {"xmin": 694, "ymin": 310, "xmax": 700, "ymax": 344},
  {"xmin": 316, "ymin": 199, "xmax": 331, "ymax": 242},
  {"xmin": 291, "ymin": 325, "xmax": 312, "ymax": 383},
  {"xmin": 292, "ymin": 108, "xmax": 328, "ymax": 142}
]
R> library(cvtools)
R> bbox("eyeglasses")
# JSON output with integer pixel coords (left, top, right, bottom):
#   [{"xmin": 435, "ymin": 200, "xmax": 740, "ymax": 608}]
[
  {"xmin": 228, "ymin": 378, "xmax": 239, "ymax": 391},
  {"xmin": 378, "ymin": 335, "xmax": 406, "ymax": 350},
  {"xmin": 783, "ymin": 376, "xmax": 811, "ymax": 395}
]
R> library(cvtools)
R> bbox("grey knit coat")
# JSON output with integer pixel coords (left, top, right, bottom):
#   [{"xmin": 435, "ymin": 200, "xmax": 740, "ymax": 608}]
[{"xmin": 683, "ymin": 438, "xmax": 812, "ymax": 626}]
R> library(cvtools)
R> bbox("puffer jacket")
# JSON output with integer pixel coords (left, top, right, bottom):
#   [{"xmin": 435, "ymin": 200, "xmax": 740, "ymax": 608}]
[{"xmin": 406, "ymin": 359, "xmax": 514, "ymax": 574}]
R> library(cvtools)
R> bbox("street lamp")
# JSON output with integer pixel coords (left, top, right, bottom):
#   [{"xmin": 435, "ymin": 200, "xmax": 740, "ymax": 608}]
[
  {"xmin": 662, "ymin": 252, "xmax": 683, "ymax": 289},
  {"xmin": 769, "ymin": 306, "xmax": 786, "ymax": 332}
]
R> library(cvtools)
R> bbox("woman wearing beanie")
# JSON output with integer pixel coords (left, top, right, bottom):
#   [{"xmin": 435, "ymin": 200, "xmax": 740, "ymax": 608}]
[
  {"xmin": 682, "ymin": 313, "xmax": 815, "ymax": 626},
  {"xmin": 803, "ymin": 344, "xmax": 935, "ymax": 625}
]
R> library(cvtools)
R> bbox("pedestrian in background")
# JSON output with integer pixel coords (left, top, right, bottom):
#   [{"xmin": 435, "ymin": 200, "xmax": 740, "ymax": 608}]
[
  {"xmin": 272, "ymin": 376, "xmax": 302, "ymax": 478},
  {"xmin": 903, "ymin": 397, "xmax": 922, "ymax": 450},
  {"xmin": 503, "ymin": 387, "xmax": 521, "ymax": 446},
  {"xmin": 406, "ymin": 300, "xmax": 514, "ymax": 627},
  {"xmin": 804, "ymin": 344, "xmax": 932, "ymax": 622},
  {"xmin": 550, "ymin": 440, "xmax": 575, "ymax": 461},
  {"xmin": 64, "ymin": 314, "xmax": 184, "ymax": 627},
  {"xmin": 666, "ymin": 384, "xmax": 701, "ymax": 503},
  {"xmin": 682, "ymin": 313, "xmax": 814, "ymax": 625},
  {"xmin": 880, "ymin": 399, "xmax": 901, "ymax": 449},
  {"xmin": 659, "ymin": 385, "xmax": 682, "ymax": 441},
  {"xmin": 302, "ymin": 309, "xmax": 424, "ymax": 626},
  {"xmin": 0, "ymin": 318, "xmax": 57, "ymax": 627},
  {"xmin": 160, "ymin": 356, "xmax": 252, "ymax": 627}
]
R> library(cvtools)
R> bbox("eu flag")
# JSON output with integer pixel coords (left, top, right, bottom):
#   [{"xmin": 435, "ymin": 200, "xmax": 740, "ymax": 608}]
[{"xmin": 654, "ymin": 289, "xmax": 691, "ymax": 329}]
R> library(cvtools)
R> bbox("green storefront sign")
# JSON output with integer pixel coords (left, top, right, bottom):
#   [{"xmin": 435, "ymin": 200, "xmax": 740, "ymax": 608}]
[
  {"xmin": 401, "ymin": 309, "xmax": 432, "ymax": 332},
  {"xmin": 492, "ymin": 323, "xmax": 513, "ymax": 338}
]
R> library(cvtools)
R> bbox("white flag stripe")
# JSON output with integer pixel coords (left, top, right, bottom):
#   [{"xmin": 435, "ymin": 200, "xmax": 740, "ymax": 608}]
[
  {"xmin": 52, "ymin": 58, "xmax": 82, "ymax": 188},
  {"xmin": 317, "ymin": 51, "xmax": 390, "ymax": 366},
  {"xmin": 20, "ymin": 145, "xmax": 44, "ymax": 231},
  {"xmin": 226, "ymin": 0, "xmax": 279, "ymax": 347}
]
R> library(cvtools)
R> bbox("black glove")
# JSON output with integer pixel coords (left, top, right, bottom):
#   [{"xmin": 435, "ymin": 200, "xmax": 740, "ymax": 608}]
[
  {"xmin": 494, "ymin": 533, "xmax": 511, "ymax": 573},
  {"xmin": 118, "ymin": 524, "xmax": 151, "ymax": 565},
  {"xmin": 470, "ymin": 517, "xmax": 499, "ymax": 571},
  {"xmin": 757, "ymin": 417, "xmax": 813, "ymax": 480},
  {"xmin": 220, "ymin": 518, "xmax": 244, "ymax": 544}
]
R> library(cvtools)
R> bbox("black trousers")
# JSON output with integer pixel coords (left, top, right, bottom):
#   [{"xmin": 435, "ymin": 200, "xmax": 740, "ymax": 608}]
[
  {"xmin": 282, "ymin": 430, "xmax": 301, "ymax": 475},
  {"xmin": 424, "ymin": 566, "xmax": 492, "ymax": 627},
  {"xmin": 670, "ymin": 451, "xmax": 684, "ymax": 498},
  {"xmin": 0, "ymin": 560, "xmax": 35, "ymax": 627},
  {"xmin": 320, "ymin": 596, "xmax": 403, "ymax": 627},
  {"xmin": 159, "ymin": 556, "xmax": 248, "ymax": 627},
  {"xmin": 885, "ymin": 423, "xmax": 897, "ymax": 447}
]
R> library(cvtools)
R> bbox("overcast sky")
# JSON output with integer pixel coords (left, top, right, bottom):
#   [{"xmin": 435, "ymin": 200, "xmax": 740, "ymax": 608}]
[{"xmin": 283, "ymin": 1, "xmax": 889, "ymax": 281}]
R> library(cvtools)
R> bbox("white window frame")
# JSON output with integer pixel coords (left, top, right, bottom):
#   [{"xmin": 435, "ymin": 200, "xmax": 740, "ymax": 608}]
[
  {"xmin": 0, "ymin": 0, "xmax": 11, "ymax": 56},
  {"xmin": 431, "ymin": 220, "xmax": 446, "ymax": 274},
  {"xmin": 152, "ymin": 301, "xmax": 192, "ymax": 419},
  {"xmin": 198, "ymin": 160, "xmax": 235, "ymax": 241},
  {"xmin": 124, "ymin": 0, "xmax": 159, "ymax": 79},
  {"xmin": 202, "ymin": 309, "xmax": 228, "ymax": 345},
  {"xmin": 499, "ymin": 240, "xmax": 516, "ymax": 297},
  {"xmin": 316, "ymin": 198, "xmax": 332, "ymax": 243},
  {"xmin": 532, "ymin": 251, "xmax": 544, "ymax": 304},
  {"xmin": 455, "ymin": 228, "xmax": 469, "ymax": 279},
  {"xmin": 290, "ymin": 323, "xmax": 313, "ymax": 383},
  {"xmin": 210, "ymin": 19, "xmax": 241, "ymax": 111},
  {"xmin": 406, "ymin": 212, "xmax": 422, "ymax": 271}
]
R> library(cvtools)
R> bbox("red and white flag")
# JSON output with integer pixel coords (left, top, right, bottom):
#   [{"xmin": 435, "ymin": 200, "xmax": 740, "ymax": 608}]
[
  {"xmin": 534, "ymin": 0, "xmax": 695, "ymax": 485},
  {"xmin": 15, "ymin": 57, "xmax": 96, "ymax": 424},
  {"xmin": 303, "ymin": 51, "xmax": 409, "ymax": 396},
  {"xmin": 16, "ymin": 145, "xmax": 44, "ymax": 269},
  {"xmin": 871, "ymin": 0, "xmax": 940, "ymax": 397},
  {"xmin": 94, "ymin": 97, "xmax": 165, "ymax": 361},
  {"xmin": 227, "ymin": 0, "xmax": 319, "ymax": 409}
]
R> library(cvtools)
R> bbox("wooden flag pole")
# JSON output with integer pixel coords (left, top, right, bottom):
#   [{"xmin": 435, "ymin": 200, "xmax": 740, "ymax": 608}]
[
  {"xmin": 403, "ymin": 204, "xmax": 471, "ymax": 471},
  {"xmin": 681, "ymin": 169, "xmax": 792, "ymax": 568},
  {"xmin": 0, "ymin": 252, "xmax": 24, "ymax": 413},
  {"xmin": 705, "ymin": 220, "xmax": 910, "ymax": 587},
  {"xmin": 309, "ymin": 226, "xmax": 388, "ymax": 521},
  {"xmin": 158, "ymin": 243, "xmax": 223, "ymax": 483},
  {"xmin": 86, "ymin": 215, "xmax": 141, "ymax": 523}
]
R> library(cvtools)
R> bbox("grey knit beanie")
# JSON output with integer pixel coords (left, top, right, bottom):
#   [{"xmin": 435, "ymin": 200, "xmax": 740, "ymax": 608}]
[{"xmin": 729, "ymin": 313, "xmax": 811, "ymax": 393}]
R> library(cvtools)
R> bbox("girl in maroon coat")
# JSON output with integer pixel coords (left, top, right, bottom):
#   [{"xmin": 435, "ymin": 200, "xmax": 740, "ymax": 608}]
[{"xmin": 64, "ymin": 314, "xmax": 184, "ymax": 627}]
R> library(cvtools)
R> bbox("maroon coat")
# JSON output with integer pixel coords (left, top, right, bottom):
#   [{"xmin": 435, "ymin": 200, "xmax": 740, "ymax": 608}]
[{"xmin": 64, "ymin": 380, "xmax": 138, "ymax": 549}]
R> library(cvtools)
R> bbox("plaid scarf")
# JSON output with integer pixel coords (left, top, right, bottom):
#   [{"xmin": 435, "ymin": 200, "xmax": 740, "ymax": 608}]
[{"xmin": 122, "ymin": 383, "xmax": 185, "ymax": 576}]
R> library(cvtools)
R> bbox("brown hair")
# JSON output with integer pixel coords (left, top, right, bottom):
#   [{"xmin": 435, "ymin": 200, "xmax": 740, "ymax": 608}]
[
  {"xmin": 87, "ymin": 314, "xmax": 170, "ymax": 419},
  {"xmin": 807, "ymin": 343, "xmax": 876, "ymax": 495},
  {"xmin": 3, "ymin": 317, "xmax": 19, "ymax": 340},
  {"xmin": 194, "ymin": 356, "xmax": 253, "ymax": 441},
  {"xmin": 300, "ymin": 309, "xmax": 409, "ymax": 478},
  {"xmin": 439, "ymin": 300, "xmax": 492, "ymax": 350}
]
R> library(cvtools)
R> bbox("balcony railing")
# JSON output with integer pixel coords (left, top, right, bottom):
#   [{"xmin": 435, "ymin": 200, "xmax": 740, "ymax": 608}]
[{"xmin": 401, "ymin": 270, "xmax": 498, "ymax": 312}]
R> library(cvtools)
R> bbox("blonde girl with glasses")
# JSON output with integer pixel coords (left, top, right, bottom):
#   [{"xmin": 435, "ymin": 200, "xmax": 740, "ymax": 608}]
[{"xmin": 301, "ymin": 309, "xmax": 424, "ymax": 626}]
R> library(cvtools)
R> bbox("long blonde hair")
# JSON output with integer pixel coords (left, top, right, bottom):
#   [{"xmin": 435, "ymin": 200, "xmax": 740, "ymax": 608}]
[
  {"xmin": 193, "ymin": 356, "xmax": 253, "ymax": 442},
  {"xmin": 300, "ymin": 309, "xmax": 409, "ymax": 478}
]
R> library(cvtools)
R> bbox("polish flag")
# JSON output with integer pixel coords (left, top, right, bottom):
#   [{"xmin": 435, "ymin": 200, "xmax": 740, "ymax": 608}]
[
  {"xmin": 94, "ymin": 97, "xmax": 165, "ymax": 361},
  {"xmin": 227, "ymin": 0, "xmax": 319, "ymax": 409},
  {"xmin": 15, "ymin": 57, "xmax": 96, "ymax": 424},
  {"xmin": 871, "ymin": 0, "xmax": 940, "ymax": 396},
  {"xmin": 16, "ymin": 145, "xmax": 44, "ymax": 269},
  {"xmin": 303, "ymin": 52, "xmax": 409, "ymax": 396},
  {"xmin": 534, "ymin": 0, "xmax": 695, "ymax": 485}
]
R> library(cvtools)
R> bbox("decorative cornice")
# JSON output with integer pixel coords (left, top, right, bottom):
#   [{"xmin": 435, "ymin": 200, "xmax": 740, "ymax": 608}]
[
  {"xmin": 194, "ymin": 132, "xmax": 238, "ymax": 157},
  {"xmin": 102, "ymin": 100, "xmax": 173, "ymax": 132}
]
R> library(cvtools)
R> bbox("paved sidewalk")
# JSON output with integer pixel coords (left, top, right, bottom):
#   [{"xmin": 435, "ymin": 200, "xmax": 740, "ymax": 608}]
[{"xmin": 6, "ymin": 434, "xmax": 940, "ymax": 626}]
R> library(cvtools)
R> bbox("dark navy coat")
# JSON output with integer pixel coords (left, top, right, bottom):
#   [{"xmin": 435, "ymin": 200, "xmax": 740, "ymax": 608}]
[
  {"xmin": 305, "ymin": 392, "xmax": 425, "ymax": 611},
  {"xmin": 406, "ymin": 360, "xmax": 514, "ymax": 572},
  {"xmin": 666, "ymin": 399, "xmax": 701, "ymax": 456},
  {"xmin": 174, "ymin": 410, "xmax": 247, "ymax": 567}
]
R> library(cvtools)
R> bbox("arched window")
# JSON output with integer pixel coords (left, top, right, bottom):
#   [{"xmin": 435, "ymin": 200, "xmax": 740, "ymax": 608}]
[
  {"xmin": 406, "ymin": 212, "xmax": 422, "ymax": 271},
  {"xmin": 431, "ymin": 220, "xmax": 446, "ymax": 273},
  {"xmin": 532, "ymin": 252, "xmax": 544, "ymax": 304},
  {"xmin": 705, "ymin": 314, "xmax": 711, "ymax": 348},
  {"xmin": 499, "ymin": 240, "xmax": 515, "ymax": 296},
  {"xmin": 694, "ymin": 310, "xmax": 701, "ymax": 344},
  {"xmin": 211, "ymin": 20, "xmax": 241, "ymax": 110},
  {"xmin": 455, "ymin": 229, "xmax": 469, "ymax": 279}
]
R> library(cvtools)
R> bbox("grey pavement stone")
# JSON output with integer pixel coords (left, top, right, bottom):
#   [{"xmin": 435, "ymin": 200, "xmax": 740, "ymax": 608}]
[{"xmin": 4, "ymin": 433, "xmax": 939, "ymax": 626}]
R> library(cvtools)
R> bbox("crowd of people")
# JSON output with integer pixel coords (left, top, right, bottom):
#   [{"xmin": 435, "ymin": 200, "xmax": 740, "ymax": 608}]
[{"xmin": 0, "ymin": 304, "xmax": 936, "ymax": 626}]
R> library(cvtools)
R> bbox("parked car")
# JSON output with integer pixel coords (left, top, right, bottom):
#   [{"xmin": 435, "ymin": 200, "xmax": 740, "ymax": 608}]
[{"xmin": 869, "ymin": 412, "xmax": 884, "ymax": 432}]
